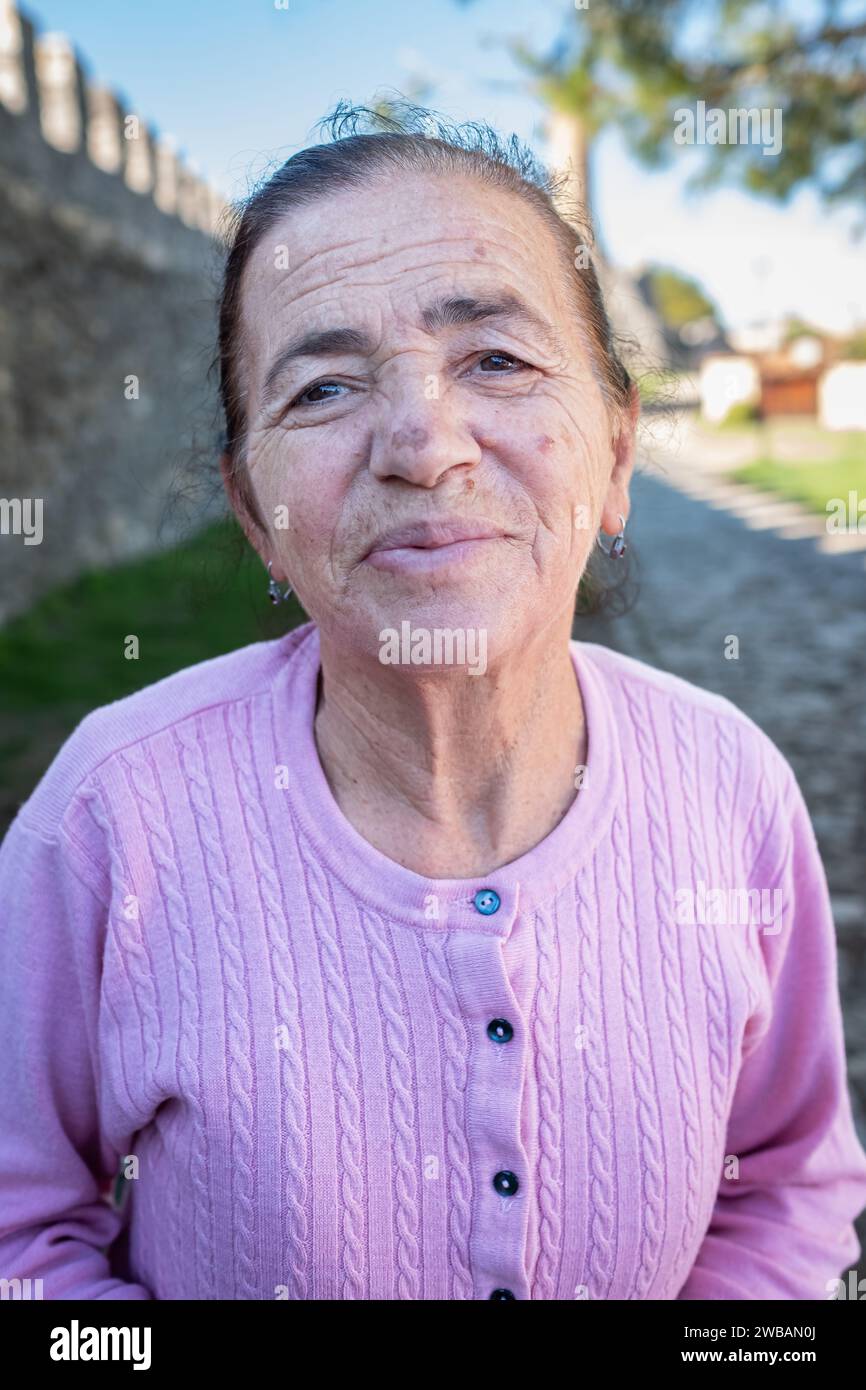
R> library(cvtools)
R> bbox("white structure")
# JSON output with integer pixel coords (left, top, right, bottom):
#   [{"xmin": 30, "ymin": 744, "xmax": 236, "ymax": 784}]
[
  {"xmin": 789, "ymin": 335, "xmax": 824, "ymax": 369},
  {"xmin": 819, "ymin": 362, "xmax": 866, "ymax": 431},
  {"xmin": 35, "ymin": 31, "xmax": 80, "ymax": 152},
  {"xmin": 0, "ymin": 0, "xmax": 27, "ymax": 113},
  {"xmin": 699, "ymin": 354, "xmax": 760, "ymax": 423},
  {"xmin": 728, "ymin": 322, "xmax": 784, "ymax": 354}
]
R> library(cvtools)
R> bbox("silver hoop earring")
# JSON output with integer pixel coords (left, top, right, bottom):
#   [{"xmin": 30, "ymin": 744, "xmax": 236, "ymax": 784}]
[
  {"xmin": 597, "ymin": 514, "xmax": 627, "ymax": 559},
  {"xmin": 266, "ymin": 560, "xmax": 293, "ymax": 605}
]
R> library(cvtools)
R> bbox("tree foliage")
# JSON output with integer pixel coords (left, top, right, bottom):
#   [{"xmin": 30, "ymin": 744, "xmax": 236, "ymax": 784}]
[
  {"xmin": 456, "ymin": 0, "xmax": 866, "ymax": 210},
  {"xmin": 642, "ymin": 265, "xmax": 719, "ymax": 329}
]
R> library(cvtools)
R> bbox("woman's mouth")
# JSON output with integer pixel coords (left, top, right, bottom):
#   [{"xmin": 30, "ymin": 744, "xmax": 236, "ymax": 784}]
[
  {"xmin": 364, "ymin": 536, "xmax": 504, "ymax": 574},
  {"xmin": 362, "ymin": 519, "xmax": 508, "ymax": 574}
]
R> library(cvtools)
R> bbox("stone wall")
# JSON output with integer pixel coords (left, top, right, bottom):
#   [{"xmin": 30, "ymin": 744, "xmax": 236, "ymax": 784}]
[{"xmin": 0, "ymin": 0, "xmax": 229, "ymax": 623}]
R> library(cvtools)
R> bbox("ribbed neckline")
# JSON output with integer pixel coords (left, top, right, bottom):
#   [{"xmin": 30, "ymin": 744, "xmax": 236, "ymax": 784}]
[{"xmin": 270, "ymin": 622, "xmax": 622, "ymax": 934}]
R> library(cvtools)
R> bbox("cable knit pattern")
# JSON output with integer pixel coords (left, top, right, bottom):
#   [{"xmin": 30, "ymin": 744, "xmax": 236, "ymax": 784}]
[
  {"xmin": 576, "ymin": 861, "xmax": 617, "ymax": 1299},
  {"xmin": 610, "ymin": 804, "xmax": 665, "ymax": 1300},
  {"xmin": 1, "ymin": 621, "xmax": 865, "ymax": 1301},
  {"xmin": 671, "ymin": 703, "xmax": 730, "ymax": 1165},
  {"xmin": 114, "ymin": 745, "xmax": 213, "ymax": 1301},
  {"xmin": 361, "ymin": 907, "xmax": 422, "ymax": 1300},
  {"xmin": 422, "ymin": 934, "xmax": 475, "ymax": 1301},
  {"xmin": 622, "ymin": 680, "xmax": 703, "ymax": 1269},
  {"xmin": 528, "ymin": 904, "xmax": 562, "ymax": 1299},
  {"xmin": 227, "ymin": 699, "xmax": 309, "ymax": 1300}
]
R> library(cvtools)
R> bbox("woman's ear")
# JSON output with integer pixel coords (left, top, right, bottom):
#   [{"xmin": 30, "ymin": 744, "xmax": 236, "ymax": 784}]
[
  {"xmin": 219, "ymin": 450, "xmax": 268, "ymax": 562},
  {"xmin": 601, "ymin": 382, "xmax": 640, "ymax": 535}
]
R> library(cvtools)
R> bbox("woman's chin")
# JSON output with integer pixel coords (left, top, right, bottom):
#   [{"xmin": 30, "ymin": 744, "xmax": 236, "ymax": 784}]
[{"xmin": 327, "ymin": 601, "xmax": 522, "ymax": 676}]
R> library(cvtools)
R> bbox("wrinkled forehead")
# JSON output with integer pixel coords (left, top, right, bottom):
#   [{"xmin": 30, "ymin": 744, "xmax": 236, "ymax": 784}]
[{"xmin": 238, "ymin": 173, "xmax": 574, "ymax": 352}]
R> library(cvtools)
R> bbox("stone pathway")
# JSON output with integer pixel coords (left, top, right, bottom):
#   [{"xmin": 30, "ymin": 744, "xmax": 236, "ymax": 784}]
[
  {"xmin": 578, "ymin": 454, "xmax": 866, "ymax": 1164},
  {"xmin": 639, "ymin": 410, "xmax": 866, "ymax": 560}
]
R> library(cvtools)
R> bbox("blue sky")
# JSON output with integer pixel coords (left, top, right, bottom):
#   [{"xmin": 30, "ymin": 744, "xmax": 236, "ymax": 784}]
[{"xmin": 20, "ymin": 0, "xmax": 866, "ymax": 335}]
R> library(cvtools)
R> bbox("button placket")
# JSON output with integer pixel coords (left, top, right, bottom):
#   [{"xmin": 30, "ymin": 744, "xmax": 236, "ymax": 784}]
[{"xmin": 445, "ymin": 886, "xmax": 528, "ymax": 1299}]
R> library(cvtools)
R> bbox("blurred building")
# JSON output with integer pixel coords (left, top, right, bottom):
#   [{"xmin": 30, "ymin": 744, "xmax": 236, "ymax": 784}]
[{"xmin": 698, "ymin": 323, "xmax": 866, "ymax": 429}]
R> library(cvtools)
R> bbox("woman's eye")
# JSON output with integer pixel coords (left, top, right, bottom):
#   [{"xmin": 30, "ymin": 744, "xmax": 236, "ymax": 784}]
[
  {"xmin": 292, "ymin": 380, "xmax": 346, "ymax": 407},
  {"xmin": 476, "ymin": 352, "xmax": 528, "ymax": 373},
  {"xmin": 288, "ymin": 356, "xmax": 529, "ymax": 408}
]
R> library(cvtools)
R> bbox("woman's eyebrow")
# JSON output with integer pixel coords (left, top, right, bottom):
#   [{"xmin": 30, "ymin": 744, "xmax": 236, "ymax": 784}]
[
  {"xmin": 260, "ymin": 290, "xmax": 564, "ymax": 405},
  {"xmin": 262, "ymin": 327, "xmax": 372, "ymax": 405},
  {"xmin": 421, "ymin": 292, "xmax": 566, "ymax": 358}
]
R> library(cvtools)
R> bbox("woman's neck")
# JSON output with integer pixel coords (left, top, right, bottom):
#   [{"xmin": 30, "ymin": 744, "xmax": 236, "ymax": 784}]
[{"xmin": 313, "ymin": 617, "xmax": 586, "ymax": 878}]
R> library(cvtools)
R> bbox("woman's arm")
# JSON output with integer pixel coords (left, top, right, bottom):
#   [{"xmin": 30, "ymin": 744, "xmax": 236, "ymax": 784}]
[
  {"xmin": 677, "ymin": 761, "xmax": 866, "ymax": 1300},
  {"xmin": 0, "ymin": 814, "xmax": 153, "ymax": 1299}
]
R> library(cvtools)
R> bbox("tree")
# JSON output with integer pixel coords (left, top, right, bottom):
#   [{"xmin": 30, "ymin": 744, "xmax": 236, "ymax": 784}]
[
  {"xmin": 637, "ymin": 266, "xmax": 727, "ymax": 359},
  {"xmin": 644, "ymin": 266, "xmax": 717, "ymax": 332},
  {"xmin": 455, "ymin": 0, "xmax": 866, "ymax": 217},
  {"xmin": 642, "ymin": 266, "xmax": 718, "ymax": 332}
]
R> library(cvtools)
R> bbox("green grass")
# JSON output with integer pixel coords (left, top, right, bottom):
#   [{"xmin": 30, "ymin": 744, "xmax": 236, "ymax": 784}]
[
  {"xmin": 719, "ymin": 401, "xmax": 761, "ymax": 428},
  {"xmin": 732, "ymin": 436, "xmax": 866, "ymax": 516},
  {"xmin": 0, "ymin": 518, "xmax": 307, "ymax": 827},
  {"xmin": 636, "ymin": 369, "xmax": 684, "ymax": 406},
  {"xmin": 0, "ymin": 518, "xmax": 308, "ymax": 713}
]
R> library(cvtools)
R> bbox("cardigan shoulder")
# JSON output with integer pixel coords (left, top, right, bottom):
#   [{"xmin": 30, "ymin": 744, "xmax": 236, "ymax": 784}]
[
  {"xmin": 577, "ymin": 639, "xmax": 794, "ymax": 768},
  {"xmin": 576, "ymin": 638, "xmax": 765, "ymax": 729},
  {"xmin": 10, "ymin": 627, "xmax": 311, "ymax": 843},
  {"xmin": 575, "ymin": 639, "xmax": 801, "ymax": 856}
]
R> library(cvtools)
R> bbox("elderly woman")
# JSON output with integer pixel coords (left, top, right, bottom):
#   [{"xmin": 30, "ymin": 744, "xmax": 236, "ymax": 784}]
[{"xmin": 1, "ymin": 106, "xmax": 865, "ymax": 1303}]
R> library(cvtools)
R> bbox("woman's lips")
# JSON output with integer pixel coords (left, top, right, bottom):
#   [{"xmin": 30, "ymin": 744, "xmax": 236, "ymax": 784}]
[
  {"xmin": 362, "ymin": 520, "xmax": 508, "ymax": 574},
  {"xmin": 364, "ymin": 536, "xmax": 503, "ymax": 574}
]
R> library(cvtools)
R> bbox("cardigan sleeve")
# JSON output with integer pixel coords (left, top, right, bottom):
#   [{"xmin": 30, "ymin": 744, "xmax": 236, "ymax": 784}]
[
  {"xmin": 677, "ymin": 760, "xmax": 866, "ymax": 1300},
  {"xmin": 0, "ymin": 813, "xmax": 153, "ymax": 1299}
]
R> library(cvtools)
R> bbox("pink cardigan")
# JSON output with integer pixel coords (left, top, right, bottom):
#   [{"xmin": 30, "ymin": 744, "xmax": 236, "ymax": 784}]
[{"xmin": 1, "ymin": 622, "xmax": 864, "ymax": 1299}]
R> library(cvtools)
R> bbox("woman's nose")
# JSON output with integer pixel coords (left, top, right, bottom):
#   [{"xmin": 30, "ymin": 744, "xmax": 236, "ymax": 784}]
[{"xmin": 368, "ymin": 397, "xmax": 481, "ymax": 488}]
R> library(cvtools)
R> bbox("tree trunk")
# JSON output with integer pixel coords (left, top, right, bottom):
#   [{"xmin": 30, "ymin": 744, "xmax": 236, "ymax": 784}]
[{"xmin": 546, "ymin": 108, "xmax": 604, "ymax": 260}]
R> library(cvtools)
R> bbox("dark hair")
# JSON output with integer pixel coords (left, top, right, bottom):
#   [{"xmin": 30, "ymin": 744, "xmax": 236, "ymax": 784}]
[{"xmin": 216, "ymin": 99, "xmax": 636, "ymax": 616}]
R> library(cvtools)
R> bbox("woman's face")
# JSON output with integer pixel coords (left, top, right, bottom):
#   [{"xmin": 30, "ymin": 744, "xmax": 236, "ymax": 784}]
[{"xmin": 228, "ymin": 172, "xmax": 635, "ymax": 664}]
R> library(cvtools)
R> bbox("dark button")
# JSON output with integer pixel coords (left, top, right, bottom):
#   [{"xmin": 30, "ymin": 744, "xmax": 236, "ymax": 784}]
[
  {"xmin": 473, "ymin": 888, "xmax": 501, "ymax": 915},
  {"xmin": 487, "ymin": 1018, "xmax": 514, "ymax": 1044},
  {"xmin": 493, "ymin": 1170, "xmax": 519, "ymax": 1196},
  {"xmin": 489, "ymin": 1288, "xmax": 516, "ymax": 1300}
]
